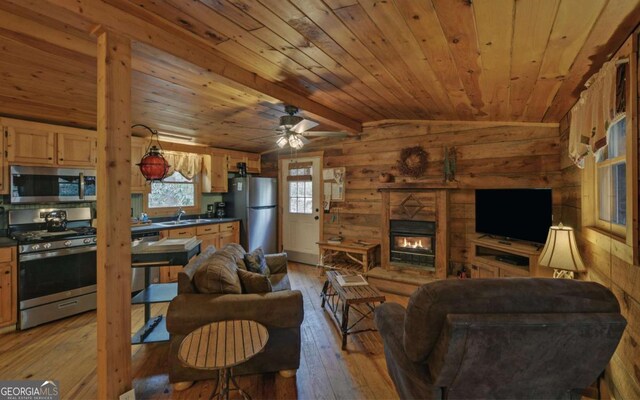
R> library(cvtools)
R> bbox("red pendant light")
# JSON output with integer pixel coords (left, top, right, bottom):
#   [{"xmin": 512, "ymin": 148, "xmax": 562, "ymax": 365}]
[{"xmin": 132, "ymin": 124, "xmax": 170, "ymax": 182}]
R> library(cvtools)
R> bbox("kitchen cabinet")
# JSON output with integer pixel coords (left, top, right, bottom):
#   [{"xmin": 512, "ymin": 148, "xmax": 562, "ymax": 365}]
[
  {"xmin": 219, "ymin": 222, "xmax": 240, "ymax": 246},
  {"xmin": 0, "ymin": 247, "xmax": 17, "ymax": 328},
  {"xmin": 0, "ymin": 126, "xmax": 6, "ymax": 194},
  {"xmin": 227, "ymin": 150, "xmax": 261, "ymax": 174},
  {"xmin": 3, "ymin": 118, "xmax": 97, "ymax": 168},
  {"xmin": 227, "ymin": 152, "xmax": 244, "ymax": 173},
  {"xmin": 207, "ymin": 148, "xmax": 261, "ymax": 192},
  {"xmin": 202, "ymin": 153, "xmax": 228, "ymax": 193},
  {"xmin": 196, "ymin": 224, "xmax": 219, "ymax": 251},
  {"xmin": 57, "ymin": 131, "xmax": 97, "ymax": 167},
  {"xmin": 168, "ymin": 227, "xmax": 197, "ymax": 239},
  {"xmin": 246, "ymin": 153, "xmax": 261, "ymax": 174},
  {"xmin": 6, "ymin": 126, "xmax": 55, "ymax": 165},
  {"xmin": 131, "ymin": 136, "xmax": 149, "ymax": 193}
]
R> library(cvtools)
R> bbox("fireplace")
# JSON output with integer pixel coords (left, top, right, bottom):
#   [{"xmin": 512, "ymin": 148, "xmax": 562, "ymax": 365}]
[{"xmin": 389, "ymin": 220, "xmax": 436, "ymax": 269}]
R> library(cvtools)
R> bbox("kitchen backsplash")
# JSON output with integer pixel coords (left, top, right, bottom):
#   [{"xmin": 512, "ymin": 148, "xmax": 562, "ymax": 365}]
[
  {"xmin": 0, "ymin": 192, "xmax": 224, "ymax": 232},
  {"xmin": 0, "ymin": 197, "xmax": 95, "ymax": 230},
  {"xmin": 131, "ymin": 193, "xmax": 223, "ymax": 219}
]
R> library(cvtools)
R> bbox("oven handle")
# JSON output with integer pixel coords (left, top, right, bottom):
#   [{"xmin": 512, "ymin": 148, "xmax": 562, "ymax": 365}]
[
  {"xmin": 79, "ymin": 172, "xmax": 85, "ymax": 200},
  {"xmin": 19, "ymin": 245, "xmax": 97, "ymax": 262}
]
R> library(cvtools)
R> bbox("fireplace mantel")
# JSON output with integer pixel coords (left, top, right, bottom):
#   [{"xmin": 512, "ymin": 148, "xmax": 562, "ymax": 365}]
[{"xmin": 380, "ymin": 189, "xmax": 449, "ymax": 279}]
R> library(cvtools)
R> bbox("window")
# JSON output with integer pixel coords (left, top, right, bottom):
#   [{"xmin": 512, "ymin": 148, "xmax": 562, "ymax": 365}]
[
  {"xmin": 288, "ymin": 164, "xmax": 313, "ymax": 214},
  {"xmin": 595, "ymin": 115, "xmax": 626, "ymax": 232},
  {"xmin": 289, "ymin": 181, "xmax": 313, "ymax": 214},
  {"xmin": 592, "ymin": 61, "xmax": 628, "ymax": 235},
  {"xmin": 148, "ymin": 171, "xmax": 196, "ymax": 209}
]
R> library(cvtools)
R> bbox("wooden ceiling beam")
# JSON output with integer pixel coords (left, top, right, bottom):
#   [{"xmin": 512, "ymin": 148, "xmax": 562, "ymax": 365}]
[{"xmin": 37, "ymin": 0, "xmax": 362, "ymax": 133}]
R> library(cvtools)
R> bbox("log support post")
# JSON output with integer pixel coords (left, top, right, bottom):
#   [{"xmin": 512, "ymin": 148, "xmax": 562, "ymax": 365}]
[{"xmin": 96, "ymin": 29, "xmax": 132, "ymax": 399}]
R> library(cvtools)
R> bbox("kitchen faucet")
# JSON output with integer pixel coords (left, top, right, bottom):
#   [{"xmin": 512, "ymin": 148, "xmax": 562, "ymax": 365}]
[{"xmin": 176, "ymin": 207, "xmax": 186, "ymax": 222}]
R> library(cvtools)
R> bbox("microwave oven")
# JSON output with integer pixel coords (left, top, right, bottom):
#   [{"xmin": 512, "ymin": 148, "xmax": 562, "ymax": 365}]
[{"xmin": 10, "ymin": 166, "xmax": 97, "ymax": 204}]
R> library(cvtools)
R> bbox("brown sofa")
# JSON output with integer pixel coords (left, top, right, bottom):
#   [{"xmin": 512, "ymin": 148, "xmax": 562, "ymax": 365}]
[
  {"xmin": 166, "ymin": 244, "xmax": 304, "ymax": 385},
  {"xmin": 375, "ymin": 278, "xmax": 626, "ymax": 399}
]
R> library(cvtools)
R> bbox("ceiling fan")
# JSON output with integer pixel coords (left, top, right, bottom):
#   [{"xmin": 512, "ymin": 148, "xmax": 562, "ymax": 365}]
[{"xmin": 275, "ymin": 105, "xmax": 349, "ymax": 150}]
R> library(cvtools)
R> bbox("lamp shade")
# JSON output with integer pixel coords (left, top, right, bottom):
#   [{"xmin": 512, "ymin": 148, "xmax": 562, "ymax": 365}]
[{"xmin": 538, "ymin": 224, "xmax": 586, "ymax": 272}]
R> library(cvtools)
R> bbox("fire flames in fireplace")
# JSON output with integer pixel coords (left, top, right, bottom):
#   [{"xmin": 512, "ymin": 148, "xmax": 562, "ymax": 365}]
[
  {"xmin": 401, "ymin": 237, "xmax": 425, "ymax": 249},
  {"xmin": 394, "ymin": 236, "xmax": 432, "ymax": 251},
  {"xmin": 389, "ymin": 220, "xmax": 436, "ymax": 269}
]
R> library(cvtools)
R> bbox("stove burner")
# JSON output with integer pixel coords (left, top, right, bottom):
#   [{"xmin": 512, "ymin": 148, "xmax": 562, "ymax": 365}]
[
  {"xmin": 72, "ymin": 227, "xmax": 97, "ymax": 235},
  {"xmin": 11, "ymin": 226, "xmax": 96, "ymax": 243}
]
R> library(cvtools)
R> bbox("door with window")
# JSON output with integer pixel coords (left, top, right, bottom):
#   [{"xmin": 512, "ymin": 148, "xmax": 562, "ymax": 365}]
[{"xmin": 281, "ymin": 157, "xmax": 321, "ymax": 264}]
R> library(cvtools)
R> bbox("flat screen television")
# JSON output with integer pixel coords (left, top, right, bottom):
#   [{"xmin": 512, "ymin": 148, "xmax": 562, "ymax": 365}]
[{"xmin": 475, "ymin": 188, "xmax": 552, "ymax": 244}]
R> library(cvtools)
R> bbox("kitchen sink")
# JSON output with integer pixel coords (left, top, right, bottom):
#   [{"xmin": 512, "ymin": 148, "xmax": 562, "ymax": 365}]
[
  {"xmin": 158, "ymin": 219, "xmax": 215, "ymax": 226},
  {"xmin": 158, "ymin": 221, "xmax": 192, "ymax": 226}
]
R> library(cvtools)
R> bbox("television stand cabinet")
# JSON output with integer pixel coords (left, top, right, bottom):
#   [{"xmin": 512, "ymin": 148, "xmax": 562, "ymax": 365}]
[{"xmin": 470, "ymin": 236, "xmax": 551, "ymax": 278}]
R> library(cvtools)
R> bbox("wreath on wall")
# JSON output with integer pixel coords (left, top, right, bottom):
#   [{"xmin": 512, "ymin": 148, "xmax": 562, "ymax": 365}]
[{"xmin": 397, "ymin": 146, "xmax": 428, "ymax": 178}]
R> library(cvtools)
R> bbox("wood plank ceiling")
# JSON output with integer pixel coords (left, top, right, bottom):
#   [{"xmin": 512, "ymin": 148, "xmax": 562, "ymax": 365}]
[{"xmin": 0, "ymin": 0, "xmax": 638, "ymax": 152}]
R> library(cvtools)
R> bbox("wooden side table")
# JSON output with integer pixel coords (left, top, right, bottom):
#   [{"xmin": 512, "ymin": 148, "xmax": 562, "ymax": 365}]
[
  {"xmin": 320, "ymin": 270, "xmax": 386, "ymax": 349},
  {"xmin": 316, "ymin": 240, "xmax": 380, "ymax": 272},
  {"xmin": 178, "ymin": 320, "xmax": 269, "ymax": 400}
]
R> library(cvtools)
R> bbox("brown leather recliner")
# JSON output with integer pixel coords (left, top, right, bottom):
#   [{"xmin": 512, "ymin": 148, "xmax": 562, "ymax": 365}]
[
  {"xmin": 166, "ymin": 244, "xmax": 304, "ymax": 385},
  {"xmin": 375, "ymin": 278, "xmax": 626, "ymax": 399}
]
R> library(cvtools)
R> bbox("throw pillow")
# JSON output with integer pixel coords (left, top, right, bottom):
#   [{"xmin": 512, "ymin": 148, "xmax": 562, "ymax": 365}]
[
  {"xmin": 193, "ymin": 255, "xmax": 242, "ymax": 294},
  {"xmin": 244, "ymin": 247, "xmax": 270, "ymax": 276},
  {"xmin": 237, "ymin": 268, "xmax": 272, "ymax": 294},
  {"xmin": 219, "ymin": 243, "xmax": 248, "ymax": 270}
]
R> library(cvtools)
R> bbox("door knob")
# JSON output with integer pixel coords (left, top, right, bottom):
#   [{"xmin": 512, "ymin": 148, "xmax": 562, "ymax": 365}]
[{"xmin": 314, "ymin": 216, "xmax": 319, "ymax": 220}]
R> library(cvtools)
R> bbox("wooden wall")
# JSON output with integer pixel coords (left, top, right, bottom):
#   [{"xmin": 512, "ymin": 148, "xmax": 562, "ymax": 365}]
[
  {"xmin": 263, "ymin": 116, "xmax": 640, "ymax": 396},
  {"xmin": 559, "ymin": 114, "xmax": 640, "ymax": 398},
  {"xmin": 263, "ymin": 120, "xmax": 562, "ymax": 274}
]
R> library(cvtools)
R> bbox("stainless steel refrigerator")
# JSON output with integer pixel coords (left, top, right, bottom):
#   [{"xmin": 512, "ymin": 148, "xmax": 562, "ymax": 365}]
[{"xmin": 224, "ymin": 177, "xmax": 277, "ymax": 254}]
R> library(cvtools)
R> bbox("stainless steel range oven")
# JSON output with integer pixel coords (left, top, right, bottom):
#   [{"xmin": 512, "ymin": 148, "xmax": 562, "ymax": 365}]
[{"xmin": 9, "ymin": 207, "xmax": 97, "ymax": 329}]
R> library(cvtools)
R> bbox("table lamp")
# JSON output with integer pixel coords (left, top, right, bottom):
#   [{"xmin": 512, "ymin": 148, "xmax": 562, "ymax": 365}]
[{"xmin": 538, "ymin": 223, "xmax": 586, "ymax": 279}]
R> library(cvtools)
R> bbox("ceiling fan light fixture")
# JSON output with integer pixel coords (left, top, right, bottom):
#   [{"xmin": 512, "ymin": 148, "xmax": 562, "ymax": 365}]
[
  {"xmin": 288, "ymin": 134, "xmax": 304, "ymax": 150},
  {"xmin": 276, "ymin": 136, "xmax": 288, "ymax": 148}
]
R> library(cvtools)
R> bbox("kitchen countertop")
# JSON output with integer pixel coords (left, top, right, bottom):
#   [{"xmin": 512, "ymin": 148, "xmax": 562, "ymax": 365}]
[
  {"xmin": 0, "ymin": 237, "xmax": 16, "ymax": 248},
  {"xmin": 0, "ymin": 217, "xmax": 240, "ymax": 245},
  {"xmin": 130, "ymin": 217, "xmax": 241, "ymax": 234}
]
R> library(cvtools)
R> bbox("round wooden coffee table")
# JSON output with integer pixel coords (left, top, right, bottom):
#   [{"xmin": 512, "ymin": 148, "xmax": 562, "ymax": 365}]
[{"xmin": 178, "ymin": 320, "xmax": 269, "ymax": 400}]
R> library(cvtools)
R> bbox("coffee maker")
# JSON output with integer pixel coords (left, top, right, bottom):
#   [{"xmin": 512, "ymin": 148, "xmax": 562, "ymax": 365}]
[{"xmin": 215, "ymin": 202, "xmax": 226, "ymax": 218}]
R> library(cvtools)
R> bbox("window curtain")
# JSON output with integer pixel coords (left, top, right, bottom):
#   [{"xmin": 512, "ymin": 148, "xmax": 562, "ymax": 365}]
[
  {"xmin": 568, "ymin": 60, "xmax": 618, "ymax": 168},
  {"xmin": 163, "ymin": 150, "xmax": 202, "ymax": 180}
]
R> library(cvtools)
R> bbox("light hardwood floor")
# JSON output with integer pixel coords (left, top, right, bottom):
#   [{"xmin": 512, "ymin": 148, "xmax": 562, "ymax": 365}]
[{"xmin": 0, "ymin": 263, "xmax": 407, "ymax": 399}]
